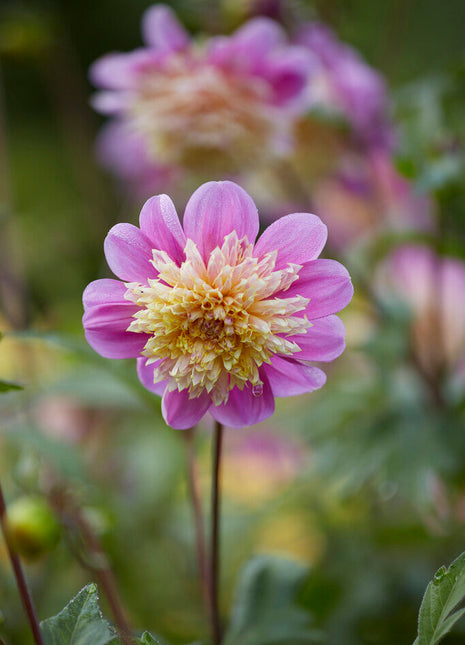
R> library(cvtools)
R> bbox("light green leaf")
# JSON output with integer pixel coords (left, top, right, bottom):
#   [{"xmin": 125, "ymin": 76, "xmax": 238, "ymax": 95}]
[
  {"xmin": 223, "ymin": 555, "xmax": 324, "ymax": 645},
  {"xmin": 415, "ymin": 551, "xmax": 465, "ymax": 645},
  {"xmin": 0, "ymin": 379, "xmax": 23, "ymax": 392},
  {"xmin": 41, "ymin": 583, "xmax": 116, "ymax": 645},
  {"xmin": 138, "ymin": 634, "xmax": 161, "ymax": 645}
]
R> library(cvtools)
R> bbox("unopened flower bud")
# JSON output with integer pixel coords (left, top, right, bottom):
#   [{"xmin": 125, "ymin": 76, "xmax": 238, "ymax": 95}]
[{"xmin": 4, "ymin": 496, "xmax": 61, "ymax": 561}]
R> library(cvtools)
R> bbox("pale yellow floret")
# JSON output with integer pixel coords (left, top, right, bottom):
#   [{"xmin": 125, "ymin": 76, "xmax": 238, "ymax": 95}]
[
  {"xmin": 129, "ymin": 55, "xmax": 287, "ymax": 172},
  {"xmin": 125, "ymin": 232, "xmax": 310, "ymax": 405}
]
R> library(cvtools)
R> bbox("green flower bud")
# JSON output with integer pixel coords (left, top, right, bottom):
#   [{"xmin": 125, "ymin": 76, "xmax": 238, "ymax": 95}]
[{"xmin": 4, "ymin": 496, "xmax": 61, "ymax": 561}]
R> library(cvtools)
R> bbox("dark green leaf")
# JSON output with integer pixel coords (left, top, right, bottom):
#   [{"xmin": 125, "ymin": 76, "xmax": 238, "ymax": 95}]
[
  {"xmin": 415, "ymin": 551, "xmax": 465, "ymax": 645},
  {"xmin": 0, "ymin": 379, "xmax": 23, "ymax": 392},
  {"xmin": 41, "ymin": 583, "xmax": 116, "ymax": 645},
  {"xmin": 223, "ymin": 555, "xmax": 324, "ymax": 645}
]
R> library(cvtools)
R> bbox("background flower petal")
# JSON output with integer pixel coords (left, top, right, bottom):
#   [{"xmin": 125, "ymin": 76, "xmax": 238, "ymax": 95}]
[
  {"xmin": 104, "ymin": 223, "xmax": 159, "ymax": 282},
  {"xmin": 142, "ymin": 4, "xmax": 190, "ymax": 52},
  {"xmin": 210, "ymin": 372, "xmax": 275, "ymax": 428},
  {"xmin": 266, "ymin": 47, "xmax": 313, "ymax": 105},
  {"xmin": 264, "ymin": 356, "xmax": 327, "ymax": 396},
  {"xmin": 162, "ymin": 389, "xmax": 211, "ymax": 430},
  {"xmin": 253, "ymin": 213, "xmax": 328, "ymax": 269},
  {"xmin": 139, "ymin": 195, "xmax": 186, "ymax": 265},
  {"xmin": 291, "ymin": 315, "xmax": 346, "ymax": 362},
  {"xmin": 182, "ymin": 181, "xmax": 259, "ymax": 260},
  {"xmin": 89, "ymin": 51, "xmax": 154, "ymax": 90}
]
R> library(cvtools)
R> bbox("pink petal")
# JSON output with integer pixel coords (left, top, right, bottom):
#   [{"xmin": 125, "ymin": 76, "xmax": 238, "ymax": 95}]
[
  {"xmin": 279, "ymin": 259, "xmax": 353, "ymax": 318},
  {"xmin": 90, "ymin": 91, "xmax": 129, "ymax": 115},
  {"xmin": 104, "ymin": 223, "xmax": 159, "ymax": 282},
  {"xmin": 232, "ymin": 18, "xmax": 285, "ymax": 57},
  {"xmin": 89, "ymin": 50, "xmax": 154, "ymax": 90},
  {"xmin": 142, "ymin": 4, "xmax": 190, "ymax": 52},
  {"xmin": 183, "ymin": 181, "xmax": 259, "ymax": 260},
  {"xmin": 137, "ymin": 357, "xmax": 167, "ymax": 396},
  {"xmin": 264, "ymin": 356, "xmax": 326, "ymax": 396},
  {"xmin": 82, "ymin": 278, "xmax": 127, "ymax": 308},
  {"xmin": 210, "ymin": 373, "xmax": 275, "ymax": 428},
  {"xmin": 254, "ymin": 213, "xmax": 328, "ymax": 270},
  {"xmin": 292, "ymin": 315, "xmax": 346, "ymax": 362},
  {"xmin": 139, "ymin": 195, "xmax": 186, "ymax": 265},
  {"xmin": 82, "ymin": 279, "xmax": 149, "ymax": 358},
  {"xmin": 95, "ymin": 121, "xmax": 178, "ymax": 197},
  {"xmin": 207, "ymin": 18, "xmax": 284, "ymax": 69},
  {"xmin": 266, "ymin": 47, "xmax": 313, "ymax": 106},
  {"xmin": 162, "ymin": 389, "xmax": 212, "ymax": 430}
]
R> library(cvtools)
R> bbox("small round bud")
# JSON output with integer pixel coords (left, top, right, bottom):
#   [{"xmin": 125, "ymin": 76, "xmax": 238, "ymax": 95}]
[{"xmin": 4, "ymin": 496, "xmax": 61, "ymax": 561}]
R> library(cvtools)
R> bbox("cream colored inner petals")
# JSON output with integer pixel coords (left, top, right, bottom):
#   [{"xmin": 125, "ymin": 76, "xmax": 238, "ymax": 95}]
[
  {"xmin": 129, "ymin": 55, "xmax": 284, "ymax": 171},
  {"xmin": 125, "ymin": 232, "xmax": 310, "ymax": 405}
]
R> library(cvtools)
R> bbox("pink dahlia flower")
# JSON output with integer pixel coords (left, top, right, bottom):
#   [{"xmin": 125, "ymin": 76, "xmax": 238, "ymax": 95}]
[
  {"xmin": 90, "ymin": 4, "xmax": 312, "ymax": 184},
  {"xmin": 82, "ymin": 181, "xmax": 353, "ymax": 429},
  {"xmin": 296, "ymin": 23, "xmax": 392, "ymax": 149},
  {"xmin": 377, "ymin": 245, "xmax": 465, "ymax": 380},
  {"xmin": 313, "ymin": 150, "xmax": 434, "ymax": 251}
]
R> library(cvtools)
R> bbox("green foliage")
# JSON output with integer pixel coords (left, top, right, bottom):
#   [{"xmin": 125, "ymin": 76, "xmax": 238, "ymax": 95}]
[
  {"xmin": 222, "ymin": 555, "xmax": 324, "ymax": 645},
  {"xmin": 414, "ymin": 551, "xmax": 465, "ymax": 645},
  {"xmin": 40, "ymin": 584, "xmax": 116, "ymax": 645},
  {"xmin": 0, "ymin": 380, "xmax": 23, "ymax": 392},
  {"xmin": 137, "ymin": 634, "xmax": 161, "ymax": 645}
]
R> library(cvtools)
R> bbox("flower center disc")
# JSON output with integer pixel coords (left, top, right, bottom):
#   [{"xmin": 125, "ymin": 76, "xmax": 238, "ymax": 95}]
[
  {"xmin": 130, "ymin": 56, "xmax": 283, "ymax": 171},
  {"xmin": 125, "ymin": 232, "xmax": 310, "ymax": 405}
]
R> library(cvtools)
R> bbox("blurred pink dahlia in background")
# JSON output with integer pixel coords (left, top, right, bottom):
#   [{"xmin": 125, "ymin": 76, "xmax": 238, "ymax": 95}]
[
  {"xmin": 82, "ymin": 181, "xmax": 353, "ymax": 429},
  {"xmin": 313, "ymin": 150, "xmax": 435, "ymax": 252},
  {"xmin": 296, "ymin": 22, "xmax": 393, "ymax": 150},
  {"xmin": 376, "ymin": 245, "xmax": 465, "ymax": 381},
  {"xmin": 90, "ymin": 4, "xmax": 312, "ymax": 191}
]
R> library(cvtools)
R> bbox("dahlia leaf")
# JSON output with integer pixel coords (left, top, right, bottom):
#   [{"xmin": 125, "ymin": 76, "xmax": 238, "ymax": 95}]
[
  {"xmin": 223, "ymin": 555, "xmax": 324, "ymax": 645},
  {"xmin": 0, "ymin": 379, "xmax": 23, "ymax": 392},
  {"xmin": 41, "ymin": 584, "xmax": 115, "ymax": 645},
  {"xmin": 137, "ymin": 634, "xmax": 161, "ymax": 644},
  {"xmin": 414, "ymin": 550, "xmax": 465, "ymax": 645}
]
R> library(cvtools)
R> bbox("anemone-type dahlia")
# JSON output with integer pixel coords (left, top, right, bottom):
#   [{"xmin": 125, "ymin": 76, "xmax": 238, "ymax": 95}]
[
  {"xmin": 83, "ymin": 181, "xmax": 353, "ymax": 429},
  {"xmin": 313, "ymin": 151, "xmax": 434, "ymax": 251},
  {"xmin": 90, "ymin": 4, "xmax": 312, "ymax": 184},
  {"xmin": 296, "ymin": 22, "xmax": 392, "ymax": 149},
  {"xmin": 377, "ymin": 245, "xmax": 465, "ymax": 380}
]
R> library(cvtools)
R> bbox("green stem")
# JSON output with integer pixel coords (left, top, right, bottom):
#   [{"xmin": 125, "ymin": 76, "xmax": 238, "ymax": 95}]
[{"xmin": 184, "ymin": 429, "xmax": 210, "ymax": 616}]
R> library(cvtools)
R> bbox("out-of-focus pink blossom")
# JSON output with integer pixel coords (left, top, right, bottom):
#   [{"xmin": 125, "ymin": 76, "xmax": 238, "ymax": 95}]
[
  {"xmin": 82, "ymin": 181, "xmax": 353, "ymax": 429},
  {"xmin": 377, "ymin": 245, "xmax": 465, "ymax": 379},
  {"xmin": 296, "ymin": 23, "xmax": 393, "ymax": 149},
  {"xmin": 96, "ymin": 121, "xmax": 182, "ymax": 199},
  {"xmin": 90, "ymin": 4, "xmax": 312, "ymax": 191},
  {"xmin": 313, "ymin": 151, "xmax": 434, "ymax": 251}
]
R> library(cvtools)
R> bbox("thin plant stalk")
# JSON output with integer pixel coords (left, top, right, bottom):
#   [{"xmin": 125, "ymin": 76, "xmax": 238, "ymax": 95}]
[
  {"xmin": 68, "ymin": 504, "xmax": 134, "ymax": 645},
  {"xmin": 183, "ymin": 428, "xmax": 211, "ymax": 614},
  {"xmin": 0, "ymin": 481, "xmax": 45, "ymax": 645},
  {"xmin": 210, "ymin": 420, "xmax": 224, "ymax": 645}
]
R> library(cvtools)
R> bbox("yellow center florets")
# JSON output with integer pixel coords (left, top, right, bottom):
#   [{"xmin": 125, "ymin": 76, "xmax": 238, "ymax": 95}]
[
  {"xmin": 130, "ymin": 56, "xmax": 284, "ymax": 172},
  {"xmin": 125, "ymin": 232, "xmax": 310, "ymax": 405}
]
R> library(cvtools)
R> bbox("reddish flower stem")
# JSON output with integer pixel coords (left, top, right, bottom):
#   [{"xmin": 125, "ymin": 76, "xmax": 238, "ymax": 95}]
[
  {"xmin": 183, "ymin": 429, "xmax": 211, "ymax": 615},
  {"xmin": 0, "ymin": 482, "xmax": 45, "ymax": 645},
  {"xmin": 210, "ymin": 420, "xmax": 224, "ymax": 645},
  {"xmin": 68, "ymin": 504, "xmax": 134, "ymax": 645}
]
